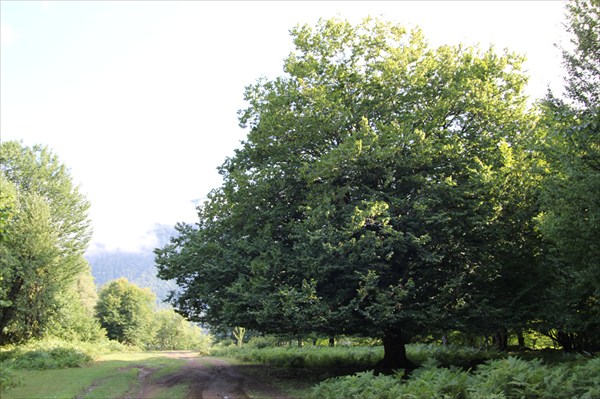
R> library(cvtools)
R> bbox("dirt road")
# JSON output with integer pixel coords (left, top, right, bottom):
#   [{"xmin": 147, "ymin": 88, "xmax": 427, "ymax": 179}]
[{"xmin": 121, "ymin": 351, "xmax": 294, "ymax": 399}]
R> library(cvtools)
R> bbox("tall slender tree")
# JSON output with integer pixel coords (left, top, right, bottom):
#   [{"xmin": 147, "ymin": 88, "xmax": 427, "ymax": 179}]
[
  {"xmin": 538, "ymin": 0, "xmax": 599, "ymax": 352},
  {"xmin": 0, "ymin": 142, "xmax": 94, "ymax": 344}
]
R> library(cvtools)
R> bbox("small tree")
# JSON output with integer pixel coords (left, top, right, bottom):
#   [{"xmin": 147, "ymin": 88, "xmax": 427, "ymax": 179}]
[
  {"xmin": 150, "ymin": 308, "xmax": 211, "ymax": 351},
  {"xmin": 232, "ymin": 326, "xmax": 246, "ymax": 347},
  {"xmin": 95, "ymin": 278, "xmax": 155, "ymax": 346}
]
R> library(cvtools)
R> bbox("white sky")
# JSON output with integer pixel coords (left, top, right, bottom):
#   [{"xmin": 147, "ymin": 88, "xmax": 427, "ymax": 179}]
[{"xmin": 1, "ymin": 1, "xmax": 567, "ymax": 253}]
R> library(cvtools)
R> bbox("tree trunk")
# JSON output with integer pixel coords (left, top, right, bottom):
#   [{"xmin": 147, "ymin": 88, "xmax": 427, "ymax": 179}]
[
  {"xmin": 329, "ymin": 335, "xmax": 335, "ymax": 347},
  {"xmin": 378, "ymin": 330, "xmax": 415, "ymax": 371},
  {"xmin": 441, "ymin": 334, "xmax": 448, "ymax": 346},
  {"xmin": 516, "ymin": 330, "xmax": 525, "ymax": 349},
  {"xmin": 556, "ymin": 331, "xmax": 599, "ymax": 353},
  {"xmin": 232, "ymin": 326, "xmax": 245, "ymax": 347},
  {"xmin": 493, "ymin": 328, "xmax": 508, "ymax": 351}
]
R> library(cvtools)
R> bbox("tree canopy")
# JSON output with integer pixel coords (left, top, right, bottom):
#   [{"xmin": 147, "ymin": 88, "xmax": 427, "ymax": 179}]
[
  {"xmin": 156, "ymin": 18, "xmax": 547, "ymax": 368},
  {"xmin": 0, "ymin": 141, "xmax": 97, "ymax": 344},
  {"xmin": 536, "ymin": 0, "xmax": 599, "ymax": 352},
  {"xmin": 95, "ymin": 278, "xmax": 156, "ymax": 346}
]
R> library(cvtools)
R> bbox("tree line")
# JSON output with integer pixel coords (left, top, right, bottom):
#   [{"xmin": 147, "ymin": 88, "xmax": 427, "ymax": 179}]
[
  {"xmin": 155, "ymin": 1, "xmax": 599, "ymax": 369},
  {"xmin": 0, "ymin": 143, "xmax": 207, "ymax": 350}
]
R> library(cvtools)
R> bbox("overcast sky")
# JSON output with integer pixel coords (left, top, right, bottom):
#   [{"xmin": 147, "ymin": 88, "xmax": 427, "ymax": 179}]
[{"xmin": 1, "ymin": 1, "xmax": 567, "ymax": 254}]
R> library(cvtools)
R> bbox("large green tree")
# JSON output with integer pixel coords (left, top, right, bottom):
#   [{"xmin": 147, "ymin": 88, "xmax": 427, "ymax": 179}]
[
  {"xmin": 157, "ymin": 18, "xmax": 540, "ymax": 368},
  {"xmin": 538, "ymin": 0, "xmax": 599, "ymax": 352},
  {"xmin": 0, "ymin": 142, "xmax": 95, "ymax": 344}
]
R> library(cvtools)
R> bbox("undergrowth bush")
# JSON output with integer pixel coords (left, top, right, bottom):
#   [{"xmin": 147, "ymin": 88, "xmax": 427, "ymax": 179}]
[
  {"xmin": 213, "ymin": 345, "xmax": 383, "ymax": 369},
  {"xmin": 0, "ymin": 337, "xmax": 134, "ymax": 392},
  {"xmin": 310, "ymin": 356, "xmax": 600, "ymax": 399},
  {"xmin": 9, "ymin": 346, "xmax": 93, "ymax": 369},
  {"xmin": 0, "ymin": 337, "xmax": 131, "ymax": 370},
  {"xmin": 213, "ymin": 343, "xmax": 502, "ymax": 370},
  {"xmin": 407, "ymin": 344, "xmax": 503, "ymax": 368},
  {"xmin": 0, "ymin": 365, "xmax": 21, "ymax": 392}
]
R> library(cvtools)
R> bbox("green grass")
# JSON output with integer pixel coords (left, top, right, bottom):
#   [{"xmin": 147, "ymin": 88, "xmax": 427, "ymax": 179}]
[
  {"xmin": 1, "ymin": 352, "xmax": 188, "ymax": 399},
  {"xmin": 2, "ymin": 361, "xmax": 129, "ymax": 399},
  {"xmin": 212, "ymin": 343, "xmax": 504, "ymax": 370},
  {"xmin": 77, "ymin": 366, "xmax": 140, "ymax": 399},
  {"xmin": 212, "ymin": 345, "xmax": 383, "ymax": 370}
]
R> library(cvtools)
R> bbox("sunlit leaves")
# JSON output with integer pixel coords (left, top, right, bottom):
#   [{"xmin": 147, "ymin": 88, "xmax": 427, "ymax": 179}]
[{"xmin": 0, "ymin": 142, "xmax": 94, "ymax": 344}]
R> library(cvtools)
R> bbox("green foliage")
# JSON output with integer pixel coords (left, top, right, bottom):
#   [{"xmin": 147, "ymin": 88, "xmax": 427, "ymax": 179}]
[
  {"xmin": 406, "ymin": 344, "xmax": 503, "ymax": 369},
  {"xmin": 157, "ymin": 17, "xmax": 540, "ymax": 369},
  {"xmin": 95, "ymin": 278, "xmax": 156, "ymax": 346},
  {"xmin": 6, "ymin": 346, "xmax": 93, "ymax": 370},
  {"xmin": 0, "ymin": 365, "xmax": 20, "ymax": 392},
  {"xmin": 213, "ymin": 345, "xmax": 383, "ymax": 370},
  {"xmin": 0, "ymin": 339, "xmax": 99, "ymax": 370},
  {"xmin": 94, "ymin": 279, "xmax": 209, "ymax": 351},
  {"xmin": 561, "ymin": 0, "xmax": 599, "ymax": 110},
  {"xmin": 48, "ymin": 265, "xmax": 106, "ymax": 343},
  {"xmin": 245, "ymin": 335, "xmax": 283, "ymax": 349},
  {"xmin": 310, "ymin": 356, "xmax": 600, "ymax": 399},
  {"xmin": 311, "ymin": 370, "xmax": 404, "ymax": 399},
  {"xmin": 536, "ymin": 0, "xmax": 600, "ymax": 352},
  {"xmin": 0, "ymin": 142, "xmax": 94, "ymax": 345},
  {"xmin": 0, "ymin": 338, "xmax": 135, "ymax": 391},
  {"xmin": 149, "ymin": 308, "xmax": 213, "ymax": 353},
  {"xmin": 214, "ymin": 343, "xmax": 506, "ymax": 372},
  {"xmin": 468, "ymin": 356, "xmax": 600, "ymax": 399}
]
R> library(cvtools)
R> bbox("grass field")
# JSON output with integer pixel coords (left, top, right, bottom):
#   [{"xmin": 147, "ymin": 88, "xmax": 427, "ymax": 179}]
[
  {"xmin": 2, "ymin": 352, "xmax": 189, "ymax": 399},
  {"xmin": 2, "ymin": 343, "xmax": 598, "ymax": 399}
]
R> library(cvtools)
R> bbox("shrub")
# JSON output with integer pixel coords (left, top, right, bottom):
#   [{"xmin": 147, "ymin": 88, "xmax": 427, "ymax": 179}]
[
  {"xmin": 311, "ymin": 371, "xmax": 404, "ymax": 399},
  {"xmin": 4, "ymin": 345, "xmax": 93, "ymax": 370},
  {"xmin": 401, "ymin": 360, "xmax": 469, "ymax": 398},
  {"xmin": 571, "ymin": 357, "xmax": 600, "ymax": 399},
  {"xmin": 468, "ymin": 357, "xmax": 544, "ymax": 398},
  {"xmin": 310, "ymin": 352, "xmax": 600, "ymax": 399},
  {"xmin": 407, "ymin": 343, "xmax": 503, "ymax": 368},
  {"xmin": 0, "ymin": 365, "xmax": 21, "ymax": 392},
  {"xmin": 246, "ymin": 335, "xmax": 282, "ymax": 349},
  {"xmin": 0, "ymin": 337, "xmax": 131, "ymax": 371},
  {"xmin": 212, "ymin": 345, "xmax": 383, "ymax": 369}
]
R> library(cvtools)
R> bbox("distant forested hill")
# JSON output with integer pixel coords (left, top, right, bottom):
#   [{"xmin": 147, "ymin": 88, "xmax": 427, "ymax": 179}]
[{"xmin": 85, "ymin": 224, "xmax": 179, "ymax": 303}]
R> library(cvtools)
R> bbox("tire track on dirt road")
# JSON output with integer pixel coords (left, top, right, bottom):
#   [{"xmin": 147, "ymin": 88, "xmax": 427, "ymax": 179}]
[{"xmin": 123, "ymin": 351, "xmax": 294, "ymax": 399}]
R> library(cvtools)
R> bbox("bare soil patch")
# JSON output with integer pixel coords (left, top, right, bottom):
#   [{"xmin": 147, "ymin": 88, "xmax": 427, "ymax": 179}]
[{"xmin": 122, "ymin": 351, "xmax": 294, "ymax": 399}]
